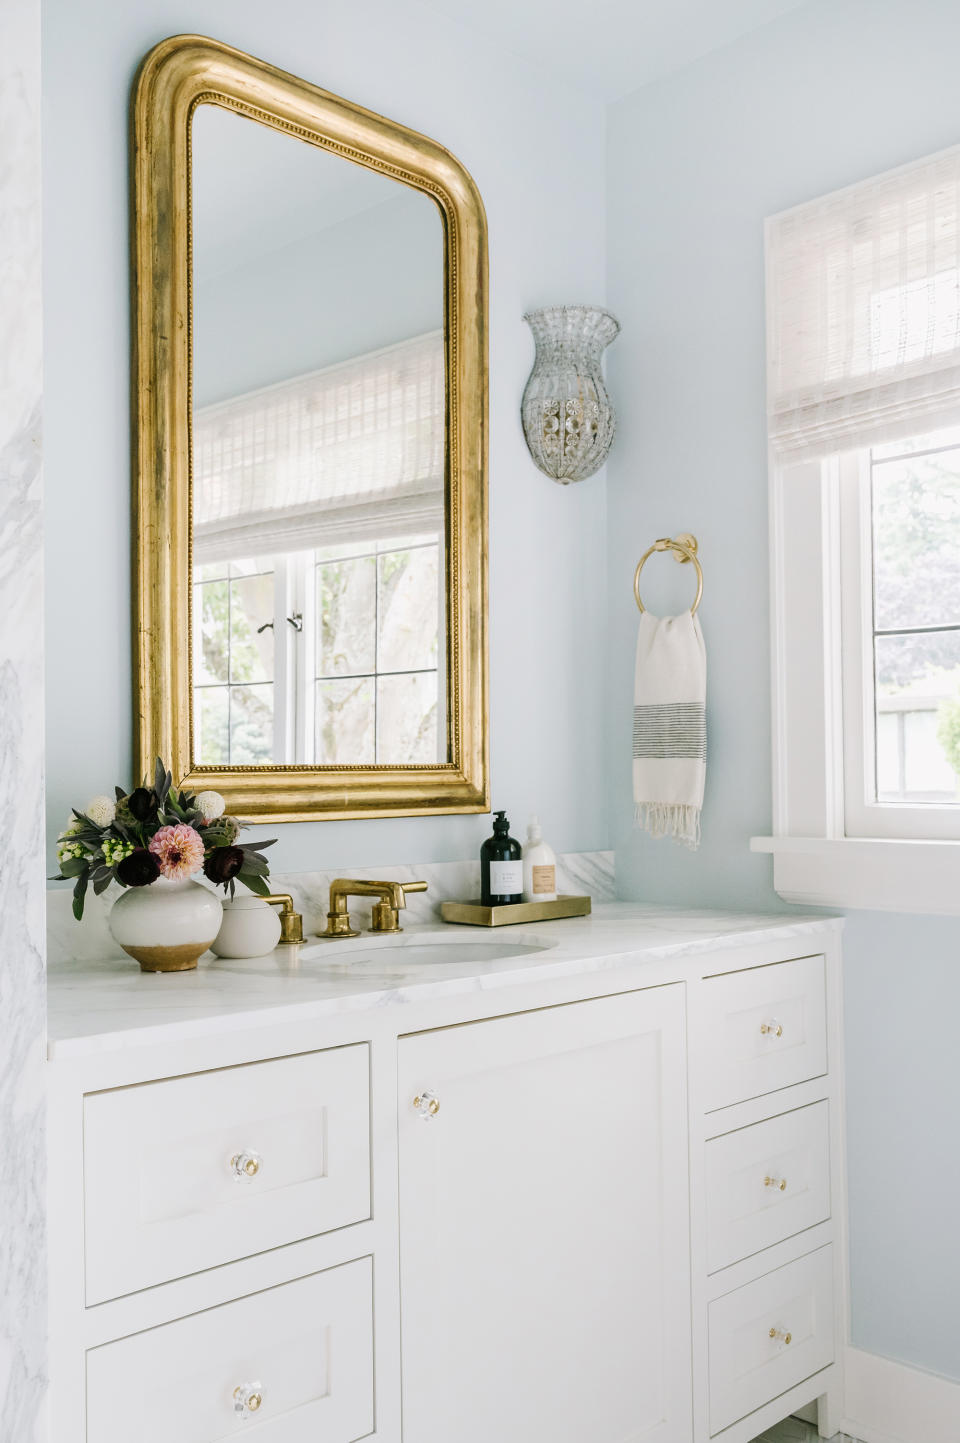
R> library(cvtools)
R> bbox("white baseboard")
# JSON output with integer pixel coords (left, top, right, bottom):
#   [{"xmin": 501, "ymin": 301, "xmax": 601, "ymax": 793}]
[{"xmin": 842, "ymin": 1346, "xmax": 960, "ymax": 1443}]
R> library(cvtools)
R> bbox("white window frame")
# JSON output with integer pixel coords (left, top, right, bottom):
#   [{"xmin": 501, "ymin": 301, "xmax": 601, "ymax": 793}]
[
  {"xmin": 751, "ymin": 448, "xmax": 960, "ymax": 913},
  {"xmin": 839, "ymin": 447, "xmax": 960, "ymax": 839}
]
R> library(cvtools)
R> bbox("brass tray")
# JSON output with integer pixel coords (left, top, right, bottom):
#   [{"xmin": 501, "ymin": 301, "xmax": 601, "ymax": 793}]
[{"xmin": 440, "ymin": 895, "xmax": 592, "ymax": 927}]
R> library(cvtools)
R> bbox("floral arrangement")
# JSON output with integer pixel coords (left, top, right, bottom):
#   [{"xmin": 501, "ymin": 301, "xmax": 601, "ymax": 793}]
[{"xmin": 54, "ymin": 759, "xmax": 275, "ymax": 920}]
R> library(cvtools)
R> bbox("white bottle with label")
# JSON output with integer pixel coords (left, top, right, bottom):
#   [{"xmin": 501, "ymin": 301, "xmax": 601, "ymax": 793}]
[{"xmin": 523, "ymin": 816, "xmax": 557, "ymax": 903}]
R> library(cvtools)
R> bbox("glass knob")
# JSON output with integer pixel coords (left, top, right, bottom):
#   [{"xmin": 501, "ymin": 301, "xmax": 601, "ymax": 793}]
[
  {"xmin": 233, "ymin": 1382, "xmax": 265, "ymax": 1419},
  {"xmin": 760, "ymin": 1018, "xmax": 784, "ymax": 1037},
  {"xmin": 769, "ymin": 1326, "xmax": 792, "ymax": 1346},
  {"xmin": 764, "ymin": 1175, "xmax": 788, "ymax": 1192},
  {"xmin": 413, "ymin": 1090, "xmax": 440, "ymax": 1121},
  {"xmin": 230, "ymin": 1150, "xmax": 262, "ymax": 1181}
]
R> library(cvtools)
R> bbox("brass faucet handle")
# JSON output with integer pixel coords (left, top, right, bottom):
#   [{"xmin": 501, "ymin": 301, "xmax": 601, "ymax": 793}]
[
  {"xmin": 369, "ymin": 880, "xmax": 429, "ymax": 933},
  {"xmin": 262, "ymin": 894, "xmax": 304, "ymax": 945}
]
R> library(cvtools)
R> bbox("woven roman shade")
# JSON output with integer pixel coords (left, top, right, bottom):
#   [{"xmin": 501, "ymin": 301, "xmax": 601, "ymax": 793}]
[
  {"xmin": 193, "ymin": 331, "xmax": 444, "ymax": 563},
  {"xmin": 766, "ymin": 144, "xmax": 960, "ymax": 462}
]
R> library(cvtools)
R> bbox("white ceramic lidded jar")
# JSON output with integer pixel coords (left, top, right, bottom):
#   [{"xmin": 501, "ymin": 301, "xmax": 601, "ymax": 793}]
[
  {"xmin": 108, "ymin": 876, "xmax": 223, "ymax": 972},
  {"xmin": 211, "ymin": 894, "xmax": 283, "ymax": 959}
]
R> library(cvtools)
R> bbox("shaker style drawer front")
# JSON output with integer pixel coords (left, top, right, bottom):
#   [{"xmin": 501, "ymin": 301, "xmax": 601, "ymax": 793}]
[
  {"xmin": 708, "ymin": 1245, "xmax": 834, "ymax": 1435},
  {"xmin": 700, "ymin": 955, "xmax": 827, "ymax": 1111},
  {"xmin": 84, "ymin": 1046, "xmax": 371, "ymax": 1304},
  {"xmin": 86, "ymin": 1257, "xmax": 374, "ymax": 1443},
  {"xmin": 705, "ymin": 1101, "xmax": 831, "ymax": 1273}
]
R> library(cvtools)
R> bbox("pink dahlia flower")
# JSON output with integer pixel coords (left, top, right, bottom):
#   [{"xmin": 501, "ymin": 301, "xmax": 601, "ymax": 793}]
[{"xmin": 148, "ymin": 823, "xmax": 205, "ymax": 880}]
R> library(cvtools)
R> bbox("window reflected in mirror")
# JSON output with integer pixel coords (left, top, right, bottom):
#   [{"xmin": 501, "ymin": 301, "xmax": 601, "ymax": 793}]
[{"xmin": 190, "ymin": 102, "xmax": 447, "ymax": 769}]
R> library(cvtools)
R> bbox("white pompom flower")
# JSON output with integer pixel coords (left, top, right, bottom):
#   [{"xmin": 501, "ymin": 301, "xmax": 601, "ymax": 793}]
[
  {"xmin": 85, "ymin": 795, "xmax": 116, "ymax": 828},
  {"xmin": 196, "ymin": 790, "xmax": 226, "ymax": 823}
]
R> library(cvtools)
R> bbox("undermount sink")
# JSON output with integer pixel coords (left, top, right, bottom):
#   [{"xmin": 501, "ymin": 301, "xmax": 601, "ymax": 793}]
[
  {"xmin": 296, "ymin": 934, "xmax": 555, "ymax": 968},
  {"xmin": 209, "ymin": 929, "xmax": 558, "ymax": 978},
  {"xmin": 356, "ymin": 940, "xmax": 551, "ymax": 965}
]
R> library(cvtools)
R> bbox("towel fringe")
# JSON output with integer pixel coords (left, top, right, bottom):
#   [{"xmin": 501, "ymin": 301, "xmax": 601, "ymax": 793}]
[{"xmin": 634, "ymin": 802, "xmax": 701, "ymax": 850}]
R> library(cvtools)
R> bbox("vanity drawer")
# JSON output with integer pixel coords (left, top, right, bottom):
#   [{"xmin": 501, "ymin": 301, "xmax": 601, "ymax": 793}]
[
  {"xmin": 84, "ymin": 1045, "xmax": 371, "ymax": 1304},
  {"xmin": 86, "ymin": 1256, "xmax": 373, "ymax": 1443},
  {"xmin": 708, "ymin": 1245, "xmax": 834, "ymax": 1435},
  {"xmin": 705, "ymin": 1101, "xmax": 830, "ymax": 1272},
  {"xmin": 700, "ymin": 955, "xmax": 827, "ymax": 1111}
]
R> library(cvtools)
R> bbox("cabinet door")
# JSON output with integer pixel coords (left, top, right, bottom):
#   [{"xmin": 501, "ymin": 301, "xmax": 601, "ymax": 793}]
[{"xmin": 398, "ymin": 987, "xmax": 691, "ymax": 1443}]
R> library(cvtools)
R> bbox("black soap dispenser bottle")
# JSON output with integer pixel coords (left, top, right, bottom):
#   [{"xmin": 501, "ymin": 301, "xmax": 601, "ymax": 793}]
[{"xmin": 480, "ymin": 810, "xmax": 523, "ymax": 906}]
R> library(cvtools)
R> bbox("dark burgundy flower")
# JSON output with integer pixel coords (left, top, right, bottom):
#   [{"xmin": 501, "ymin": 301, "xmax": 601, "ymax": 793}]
[
  {"xmin": 117, "ymin": 848, "xmax": 161, "ymax": 887},
  {"xmin": 204, "ymin": 845, "xmax": 244, "ymax": 886},
  {"xmin": 129, "ymin": 787, "xmax": 159, "ymax": 820},
  {"xmin": 116, "ymin": 787, "xmax": 159, "ymax": 829}
]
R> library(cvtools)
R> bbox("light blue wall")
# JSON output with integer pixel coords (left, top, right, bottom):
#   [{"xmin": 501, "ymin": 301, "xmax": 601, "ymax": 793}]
[
  {"xmin": 42, "ymin": 0, "xmax": 609, "ymax": 875},
  {"xmin": 194, "ymin": 191, "xmax": 442, "ymax": 406},
  {"xmin": 607, "ymin": 0, "xmax": 960, "ymax": 1380}
]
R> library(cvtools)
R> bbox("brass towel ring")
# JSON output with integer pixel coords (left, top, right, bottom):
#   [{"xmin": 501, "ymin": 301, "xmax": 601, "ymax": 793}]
[{"xmin": 633, "ymin": 533, "xmax": 703, "ymax": 616}]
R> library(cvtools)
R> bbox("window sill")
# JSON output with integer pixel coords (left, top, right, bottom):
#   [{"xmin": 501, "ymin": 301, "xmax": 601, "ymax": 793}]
[{"xmin": 750, "ymin": 835, "xmax": 960, "ymax": 914}]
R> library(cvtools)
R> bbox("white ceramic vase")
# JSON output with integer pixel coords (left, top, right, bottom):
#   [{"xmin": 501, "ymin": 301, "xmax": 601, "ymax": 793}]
[
  {"xmin": 211, "ymin": 893, "xmax": 282, "ymax": 959},
  {"xmin": 108, "ymin": 875, "xmax": 223, "ymax": 972}
]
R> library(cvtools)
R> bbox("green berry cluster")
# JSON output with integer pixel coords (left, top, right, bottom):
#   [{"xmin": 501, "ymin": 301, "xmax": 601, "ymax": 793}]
[{"xmin": 102, "ymin": 835, "xmax": 135, "ymax": 867}]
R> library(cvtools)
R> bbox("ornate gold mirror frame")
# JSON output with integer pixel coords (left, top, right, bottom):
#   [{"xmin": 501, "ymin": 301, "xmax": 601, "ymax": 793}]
[{"xmin": 133, "ymin": 35, "xmax": 488, "ymax": 821}]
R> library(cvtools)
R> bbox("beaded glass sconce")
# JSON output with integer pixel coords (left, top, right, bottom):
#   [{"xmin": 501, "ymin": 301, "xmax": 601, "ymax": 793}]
[{"xmin": 521, "ymin": 305, "xmax": 620, "ymax": 483}]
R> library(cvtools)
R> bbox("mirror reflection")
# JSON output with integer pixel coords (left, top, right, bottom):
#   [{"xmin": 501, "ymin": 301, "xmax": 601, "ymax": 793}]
[{"xmin": 190, "ymin": 103, "xmax": 447, "ymax": 769}]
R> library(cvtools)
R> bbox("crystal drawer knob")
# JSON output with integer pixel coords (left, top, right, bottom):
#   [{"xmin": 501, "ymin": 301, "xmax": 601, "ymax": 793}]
[
  {"xmin": 760, "ymin": 1018, "xmax": 783, "ymax": 1037},
  {"xmin": 233, "ymin": 1382, "xmax": 264, "ymax": 1419},
  {"xmin": 764, "ymin": 1174, "xmax": 788, "ymax": 1192},
  {"xmin": 769, "ymin": 1326, "xmax": 792, "ymax": 1346},
  {"xmin": 230, "ymin": 1150, "xmax": 262, "ymax": 1181},
  {"xmin": 413, "ymin": 1090, "xmax": 440, "ymax": 1120}
]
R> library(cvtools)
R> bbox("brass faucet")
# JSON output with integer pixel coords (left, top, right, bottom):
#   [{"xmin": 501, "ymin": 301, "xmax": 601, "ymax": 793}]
[
  {"xmin": 319, "ymin": 878, "xmax": 428, "ymax": 938},
  {"xmin": 262, "ymin": 894, "xmax": 304, "ymax": 944}
]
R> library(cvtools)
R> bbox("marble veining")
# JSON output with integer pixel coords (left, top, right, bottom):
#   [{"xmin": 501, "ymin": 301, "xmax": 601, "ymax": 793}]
[
  {"xmin": 47, "ymin": 902, "xmax": 840, "ymax": 1058},
  {"xmin": 0, "ymin": 0, "xmax": 46, "ymax": 1434},
  {"xmin": 45, "ymin": 849, "xmax": 617, "ymax": 964}
]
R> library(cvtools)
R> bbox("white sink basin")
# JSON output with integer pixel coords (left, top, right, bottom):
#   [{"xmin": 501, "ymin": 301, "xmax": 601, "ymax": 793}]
[
  {"xmin": 297, "ymin": 934, "xmax": 554, "ymax": 967},
  {"xmin": 211, "ymin": 931, "xmax": 556, "ymax": 978}
]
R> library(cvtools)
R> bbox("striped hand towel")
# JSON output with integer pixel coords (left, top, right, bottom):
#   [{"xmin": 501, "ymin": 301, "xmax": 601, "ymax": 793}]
[{"xmin": 632, "ymin": 609, "xmax": 706, "ymax": 848}]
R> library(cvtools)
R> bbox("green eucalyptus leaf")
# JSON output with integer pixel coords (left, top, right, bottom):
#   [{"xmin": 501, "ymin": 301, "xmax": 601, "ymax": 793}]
[
  {"xmin": 239, "ymin": 872, "xmax": 271, "ymax": 898},
  {"xmin": 239, "ymin": 856, "xmax": 269, "ymax": 875},
  {"xmin": 72, "ymin": 874, "xmax": 88, "ymax": 921}
]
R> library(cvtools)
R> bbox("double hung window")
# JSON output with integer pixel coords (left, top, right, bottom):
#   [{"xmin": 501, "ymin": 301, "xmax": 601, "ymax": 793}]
[{"xmin": 758, "ymin": 145, "xmax": 960, "ymax": 909}]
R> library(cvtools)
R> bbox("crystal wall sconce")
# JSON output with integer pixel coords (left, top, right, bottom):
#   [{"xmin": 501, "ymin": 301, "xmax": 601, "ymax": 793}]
[{"xmin": 521, "ymin": 304, "xmax": 620, "ymax": 483}]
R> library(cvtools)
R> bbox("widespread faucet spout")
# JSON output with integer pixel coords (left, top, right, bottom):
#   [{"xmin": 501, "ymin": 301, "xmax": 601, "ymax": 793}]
[{"xmin": 320, "ymin": 878, "xmax": 428, "ymax": 938}]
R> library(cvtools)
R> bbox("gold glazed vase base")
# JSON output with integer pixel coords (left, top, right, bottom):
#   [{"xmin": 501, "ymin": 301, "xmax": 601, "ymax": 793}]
[{"xmin": 120, "ymin": 940, "xmax": 214, "ymax": 972}]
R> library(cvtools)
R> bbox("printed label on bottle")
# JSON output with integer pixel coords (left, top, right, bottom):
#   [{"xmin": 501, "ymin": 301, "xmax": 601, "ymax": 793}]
[
  {"xmin": 531, "ymin": 864, "xmax": 556, "ymax": 894},
  {"xmin": 489, "ymin": 860, "xmax": 523, "ymax": 896}
]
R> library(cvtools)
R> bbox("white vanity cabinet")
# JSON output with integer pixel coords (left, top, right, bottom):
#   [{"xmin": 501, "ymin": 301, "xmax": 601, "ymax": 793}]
[
  {"xmin": 46, "ymin": 911, "xmax": 846, "ymax": 1443},
  {"xmin": 397, "ymin": 988, "xmax": 691, "ymax": 1443}
]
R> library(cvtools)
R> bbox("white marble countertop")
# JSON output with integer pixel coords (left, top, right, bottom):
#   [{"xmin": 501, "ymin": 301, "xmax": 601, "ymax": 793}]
[{"xmin": 47, "ymin": 904, "xmax": 841, "ymax": 1060}]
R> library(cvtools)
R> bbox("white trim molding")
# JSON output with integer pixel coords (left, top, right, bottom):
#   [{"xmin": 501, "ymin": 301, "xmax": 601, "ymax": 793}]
[
  {"xmin": 841, "ymin": 1345, "xmax": 960, "ymax": 1443},
  {"xmin": 750, "ymin": 835, "xmax": 960, "ymax": 914},
  {"xmin": 760, "ymin": 451, "xmax": 960, "ymax": 912}
]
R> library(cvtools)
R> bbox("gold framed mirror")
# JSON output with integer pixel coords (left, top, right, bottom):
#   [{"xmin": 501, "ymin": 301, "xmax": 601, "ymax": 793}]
[{"xmin": 133, "ymin": 35, "xmax": 488, "ymax": 821}]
